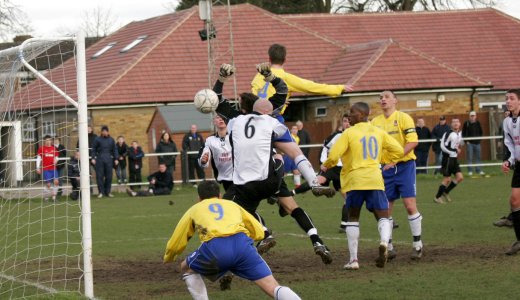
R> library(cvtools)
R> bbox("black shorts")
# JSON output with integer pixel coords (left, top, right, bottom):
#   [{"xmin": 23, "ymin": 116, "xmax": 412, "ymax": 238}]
[
  {"xmin": 512, "ymin": 163, "xmax": 520, "ymax": 188},
  {"xmin": 220, "ymin": 180, "xmax": 233, "ymax": 191},
  {"xmin": 441, "ymin": 155, "xmax": 461, "ymax": 177},
  {"xmin": 277, "ymin": 179, "xmax": 294, "ymax": 197},
  {"xmin": 223, "ymin": 158, "xmax": 284, "ymax": 215},
  {"xmin": 322, "ymin": 166, "xmax": 341, "ymax": 191}
]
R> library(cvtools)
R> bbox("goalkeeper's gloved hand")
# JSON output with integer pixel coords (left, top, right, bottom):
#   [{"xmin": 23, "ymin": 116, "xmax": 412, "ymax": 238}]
[
  {"xmin": 218, "ymin": 63, "xmax": 236, "ymax": 83},
  {"xmin": 256, "ymin": 62, "xmax": 276, "ymax": 82}
]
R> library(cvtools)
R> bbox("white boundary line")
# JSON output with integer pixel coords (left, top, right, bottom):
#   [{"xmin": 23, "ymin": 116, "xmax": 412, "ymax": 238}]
[{"xmin": 0, "ymin": 273, "xmax": 58, "ymax": 294}]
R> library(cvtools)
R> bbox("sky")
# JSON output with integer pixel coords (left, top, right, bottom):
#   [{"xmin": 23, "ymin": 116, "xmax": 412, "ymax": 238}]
[{"xmin": 14, "ymin": 0, "xmax": 520, "ymax": 39}]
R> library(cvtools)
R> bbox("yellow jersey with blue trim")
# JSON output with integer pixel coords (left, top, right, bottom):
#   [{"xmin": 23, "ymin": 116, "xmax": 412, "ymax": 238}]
[
  {"xmin": 163, "ymin": 198, "xmax": 265, "ymax": 263},
  {"xmin": 323, "ymin": 122, "xmax": 404, "ymax": 193},
  {"xmin": 371, "ymin": 110, "xmax": 418, "ymax": 164}
]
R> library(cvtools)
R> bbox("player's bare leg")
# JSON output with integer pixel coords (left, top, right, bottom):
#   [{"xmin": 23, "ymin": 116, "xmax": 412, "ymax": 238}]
[
  {"xmin": 254, "ymin": 275, "xmax": 301, "ymax": 299},
  {"xmin": 278, "ymin": 196, "xmax": 332, "ymax": 264}
]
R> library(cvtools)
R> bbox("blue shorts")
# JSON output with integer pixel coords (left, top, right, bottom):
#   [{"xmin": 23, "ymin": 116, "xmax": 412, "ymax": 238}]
[
  {"xmin": 273, "ymin": 114, "xmax": 294, "ymax": 143},
  {"xmin": 382, "ymin": 160, "xmax": 416, "ymax": 201},
  {"xmin": 346, "ymin": 190, "xmax": 389, "ymax": 211},
  {"xmin": 43, "ymin": 170, "xmax": 58, "ymax": 183},
  {"xmin": 283, "ymin": 155, "xmax": 296, "ymax": 173},
  {"xmin": 186, "ymin": 233, "xmax": 271, "ymax": 282}
]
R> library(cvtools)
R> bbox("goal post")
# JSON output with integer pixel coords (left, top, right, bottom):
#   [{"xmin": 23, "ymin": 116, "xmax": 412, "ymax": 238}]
[{"xmin": 0, "ymin": 31, "xmax": 93, "ymax": 298}]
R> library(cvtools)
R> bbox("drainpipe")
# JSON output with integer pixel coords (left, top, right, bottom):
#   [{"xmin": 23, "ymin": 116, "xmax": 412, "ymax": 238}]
[{"xmin": 470, "ymin": 88, "xmax": 476, "ymax": 112}]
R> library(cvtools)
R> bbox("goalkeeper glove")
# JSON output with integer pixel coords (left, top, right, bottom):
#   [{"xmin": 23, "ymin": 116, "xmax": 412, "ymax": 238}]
[
  {"xmin": 256, "ymin": 62, "xmax": 276, "ymax": 82},
  {"xmin": 218, "ymin": 63, "xmax": 236, "ymax": 83}
]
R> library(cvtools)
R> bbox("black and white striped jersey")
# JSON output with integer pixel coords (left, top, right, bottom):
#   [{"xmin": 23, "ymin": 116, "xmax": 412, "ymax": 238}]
[
  {"xmin": 199, "ymin": 133, "xmax": 233, "ymax": 182},
  {"xmin": 320, "ymin": 131, "xmax": 343, "ymax": 167},
  {"xmin": 440, "ymin": 130, "xmax": 462, "ymax": 158},
  {"xmin": 503, "ymin": 116, "xmax": 520, "ymax": 165},
  {"xmin": 228, "ymin": 113, "xmax": 287, "ymax": 184}
]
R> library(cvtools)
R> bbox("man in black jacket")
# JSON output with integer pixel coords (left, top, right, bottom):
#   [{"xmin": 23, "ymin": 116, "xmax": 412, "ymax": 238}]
[
  {"xmin": 91, "ymin": 126, "xmax": 119, "ymax": 198},
  {"xmin": 415, "ymin": 118, "xmax": 431, "ymax": 174},
  {"xmin": 182, "ymin": 124, "xmax": 205, "ymax": 185},
  {"xmin": 431, "ymin": 116, "xmax": 450, "ymax": 175},
  {"xmin": 128, "ymin": 140, "xmax": 145, "ymax": 191},
  {"xmin": 462, "ymin": 111, "xmax": 484, "ymax": 175},
  {"xmin": 127, "ymin": 163, "xmax": 173, "ymax": 197},
  {"xmin": 68, "ymin": 151, "xmax": 81, "ymax": 200},
  {"xmin": 54, "ymin": 137, "xmax": 67, "ymax": 196}
]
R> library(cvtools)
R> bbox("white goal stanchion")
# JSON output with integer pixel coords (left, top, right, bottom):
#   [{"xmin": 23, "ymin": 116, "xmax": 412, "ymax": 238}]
[{"xmin": 0, "ymin": 32, "xmax": 93, "ymax": 298}]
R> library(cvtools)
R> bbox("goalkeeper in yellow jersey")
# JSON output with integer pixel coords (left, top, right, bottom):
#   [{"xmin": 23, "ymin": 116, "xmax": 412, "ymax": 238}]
[
  {"xmin": 320, "ymin": 102, "xmax": 403, "ymax": 270},
  {"xmin": 163, "ymin": 180, "xmax": 301, "ymax": 300}
]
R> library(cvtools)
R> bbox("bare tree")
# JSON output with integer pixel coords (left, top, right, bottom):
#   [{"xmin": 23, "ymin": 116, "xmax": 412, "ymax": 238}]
[
  {"xmin": 80, "ymin": 6, "xmax": 119, "ymax": 38},
  {"xmin": 0, "ymin": 0, "xmax": 32, "ymax": 42},
  {"xmin": 333, "ymin": 0, "xmax": 498, "ymax": 13}
]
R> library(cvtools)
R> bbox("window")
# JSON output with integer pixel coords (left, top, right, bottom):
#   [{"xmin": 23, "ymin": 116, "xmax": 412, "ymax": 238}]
[
  {"xmin": 91, "ymin": 42, "xmax": 117, "ymax": 59},
  {"xmin": 42, "ymin": 121, "xmax": 55, "ymax": 137},
  {"xmin": 120, "ymin": 36, "xmax": 147, "ymax": 53},
  {"xmin": 315, "ymin": 107, "xmax": 327, "ymax": 117},
  {"xmin": 22, "ymin": 118, "xmax": 35, "ymax": 142}
]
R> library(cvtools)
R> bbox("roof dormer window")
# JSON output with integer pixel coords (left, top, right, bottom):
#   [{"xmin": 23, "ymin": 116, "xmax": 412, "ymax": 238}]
[
  {"xmin": 120, "ymin": 35, "xmax": 147, "ymax": 53},
  {"xmin": 91, "ymin": 42, "xmax": 117, "ymax": 59}
]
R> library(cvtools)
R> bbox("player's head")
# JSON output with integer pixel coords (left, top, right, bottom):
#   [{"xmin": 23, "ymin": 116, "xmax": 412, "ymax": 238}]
[
  {"xmin": 253, "ymin": 99, "xmax": 273, "ymax": 115},
  {"xmin": 349, "ymin": 102, "xmax": 370, "ymax": 125},
  {"xmin": 451, "ymin": 117, "xmax": 461, "ymax": 131},
  {"xmin": 379, "ymin": 90, "xmax": 397, "ymax": 111},
  {"xmin": 290, "ymin": 125, "xmax": 298, "ymax": 135},
  {"xmin": 505, "ymin": 89, "xmax": 520, "ymax": 113},
  {"xmin": 268, "ymin": 44, "xmax": 286, "ymax": 65},
  {"xmin": 161, "ymin": 131, "xmax": 171, "ymax": 142},
  {"xmin": 342, "ymin": 113, "xmax": 350, "ymax": 130},
  {"xmin": 43, "ymin": 135, "xmax": 52, "ymax": 146},
  {"xmin": 213, "ymin": 114, "xmax": 226, "ymax": 129},
  {"xmin": 158, "ymin": 163, "xmax": 167, "ymax": 173},
  {"xmin": 239, "ymin": 92, "xmax": 259, "ymax": 114},
  {"xmin": 197, "ymin": 180, "xmax": 221, "ymax": 201}
]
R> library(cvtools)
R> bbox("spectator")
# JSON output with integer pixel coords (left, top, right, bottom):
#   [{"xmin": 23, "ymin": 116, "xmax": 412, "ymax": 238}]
[
  {"xmin": 182, "ymin": 124, "xmax": 205, "ymax": 186},
  {"xmin": 155, "ymin": 131, "xmax": 178, "ymax": 184},
  {"xmin": 126, "ymin": 163, "xmax": 173, "ymax": 197},
  {"xmin": 115, "ymin": 136, "xmax": 128, "ymax": 186},
  {"xmin": 128, "ymin": 140, "xmax": 145, "ymax": 191},
  {"xmin": 68, "ymin": 150, "xmax": 80, "ymax": 200},
  {"xmin": 54, "ymin": 137, "xmax": 67, "ymax": 196},
  {"xmin": 296, "ymin": 120, "xmax": 311, "ymax": 158},
  {"xmin": 77, "ymin": 124, "xmax": 97, "ymax": 193},
  {"xmin": 431, "ymin": 116, "xmax": 450, "ymax": 175},
  {"xmin": 415, "ymin": 118, "xmax": 432, "ymax": 174},
  {"xmin": 462, "ymin": 111, "xmax": 484, "ymax": 175},
  {"xmin": 91, "ymin": 125, "xmax": 118, "ymax": 198},
  {"xmin": 37, "ymin": 135, "xmax": 60, "ymax": 202}
]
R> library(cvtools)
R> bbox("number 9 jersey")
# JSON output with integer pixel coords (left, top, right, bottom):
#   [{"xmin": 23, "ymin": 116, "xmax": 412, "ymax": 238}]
[
  {"xmin": 163, "ymin": 198, "xmax": 265, "ymax": 263},
  {"xmin": 322, "ymin": 122, "xmax": 404, "ymax": 193}
]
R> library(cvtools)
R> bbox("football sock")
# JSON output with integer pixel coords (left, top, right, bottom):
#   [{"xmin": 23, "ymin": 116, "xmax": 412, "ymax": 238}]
[
  {"xmin": 388, "ymin": 217, "xmax": 394, "ymax": 251},
  {"xmin": 512, "ymin": 209, "xmax": 520, "ymax": 241},
  {"xmin": 346, "ymin": 222, "xmax": 359, "ymax": 261},
  {"xmin": 274, "ymin": 286, "xmax": 302, "ymax": 300},
  {"xmin": 291, "ymin": 207, "xmax": 320, "ymax": 244},
  {"xmin": 44, "ymin": 186, "xmax": 50, "ymax": 198},
  {"xmin": 408, "ymin": 212, "xmax": 423, "ymax": 249},
  {"xmin": 294, "ymin": 155, "xmax": 317, "ymax": 185},
  {"xmin": 445, "ymin": 180, "xmax": 457, "ymax": 194},
  {"xmin": 293, "ymin": 174, "xmax": 301, "ymax": 186},
  {"xmin": 378, "ymin": 218, "xmax": 391, "ymax": 244},
  {"xmin": 435, "ymin": 184, "xmax": 447, "ymax": 198},
  {"xmin": 182, "ymin": 273, "xmax": 208, "ymax": 300},
  {"xmin": 293, "ymin": 182, "xmax": 310, "ymax": 194},
  {"xmin": 52, "ymin": 186, "xmax": 58, "ymax": 197}
]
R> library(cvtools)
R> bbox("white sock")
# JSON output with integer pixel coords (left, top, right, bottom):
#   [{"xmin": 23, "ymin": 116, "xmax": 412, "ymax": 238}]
[
  {"xmin": 274, "ymin": 286, "xmax": 301, "ymax": 300},
  {"xmin": 294, "ymin": 155, "xmax": 317, "ymax": 186},
  {"xmin": 346, "ymin": 222, "xmax": 359, "ymax": 262},
  {"xmin": 44, "ymin": 187, "xmax": 50, "ymax": 198},
  {"xmin": 408, "ymin": 212, "xmax": 423, "ymax": 249},
  {"xmin": 306, "ymin": 228, "xmax": 317, "ymax": 237},
  {"xmin": 378, "ymin": 218, "xmax": 391, "ymax": 244},
  {"xmin": 52, "ymin": 186, "xmax": 58, "ymax": 196},
  {"xmin": 182, "ymin": 273, "xmax": 208, "ymax": 300},
  {"xmin": 388, "ymin": 217, "xmax": 394, "ymax": 251},
  {"xmin": 293, "ymin": 174, "xmax": 301, "ymax": 186}
]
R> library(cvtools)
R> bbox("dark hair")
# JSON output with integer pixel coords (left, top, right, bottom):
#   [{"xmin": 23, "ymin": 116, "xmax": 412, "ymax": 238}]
[
  {"xmin": 239, "ymin": 92, "xmax": 259, "ymax": 113},
  {"xmin": 197, "ymin": 180, "xmax": 220, "ymax": 200},
  {"xmin": 160, "ymin": 131, "xmax": 172, "ymax": 143},
  {"xmin": 506, "ymin": 89, "xmax": 520, "ymax": 99},
  {"xmin": 43, "ymin": 135, "xmax": 52, "ymax": 140},
  {"xmin": 351, "ymin": 102, "xmax": 370, "ymax": 116},
  {"xmin": 342, "ymin": 113, "xmax": 349, "ymax": 119},
  {"xmin": 268, "ymin": 44, "xmax": 286, "ymax": 65}
]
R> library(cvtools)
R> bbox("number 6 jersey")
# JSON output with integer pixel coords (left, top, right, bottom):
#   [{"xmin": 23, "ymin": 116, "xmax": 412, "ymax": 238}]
[{"xmin": 228, "ymin": 113, "xmax": 287, "ymax": 185}]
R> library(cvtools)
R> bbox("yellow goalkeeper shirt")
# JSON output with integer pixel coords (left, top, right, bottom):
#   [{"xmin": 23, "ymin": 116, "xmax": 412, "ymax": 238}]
[
  {"xmin": 163, "ymin": 198, "xmax": 265, "ymax": 263},
  {"xmin": 251, "ymin": 67, "xmax": 344, "ymax": 114},
  {"xmin": 323, "ymin": 122, "xmax": 403, "ymax": 193},
  {"xmin": 371, "ymin": 110, "xmax": 418, "ymax": 164}
]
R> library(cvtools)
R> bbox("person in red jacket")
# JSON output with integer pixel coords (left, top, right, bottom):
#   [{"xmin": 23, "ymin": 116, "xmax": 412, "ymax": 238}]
[{"xmin": 37, "ymin": 135, "xmax": 60, "ymax": 202}]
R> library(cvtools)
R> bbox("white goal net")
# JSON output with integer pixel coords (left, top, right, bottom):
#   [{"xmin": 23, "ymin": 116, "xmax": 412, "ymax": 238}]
[{"xmin": 0, "ymin": 34, "xmax": 93, "ymax": 298}]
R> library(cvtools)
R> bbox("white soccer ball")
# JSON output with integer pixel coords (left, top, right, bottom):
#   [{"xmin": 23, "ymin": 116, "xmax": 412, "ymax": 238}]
[{"xmin": 194, "ymin": 88, "xmax": 219, "ymax": 114}]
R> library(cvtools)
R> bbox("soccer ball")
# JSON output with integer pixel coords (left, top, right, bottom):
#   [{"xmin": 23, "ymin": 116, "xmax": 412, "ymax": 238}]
[{"xmin": 194, "ymin": 88, "xmax": 219, "ymax": 114}]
